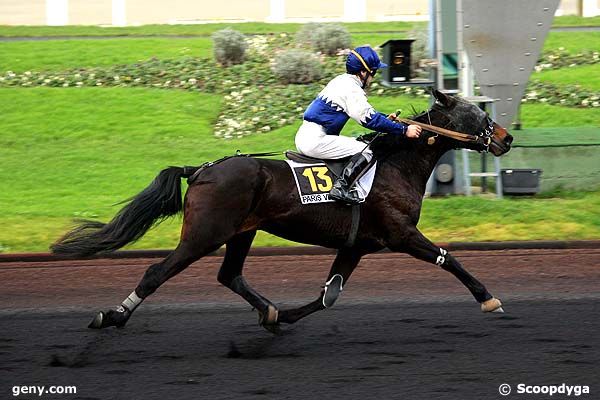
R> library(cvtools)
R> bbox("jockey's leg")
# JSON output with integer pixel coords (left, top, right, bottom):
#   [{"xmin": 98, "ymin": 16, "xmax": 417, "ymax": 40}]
[
  {"xmin": 329, "ymin": 152, "xmax": 372, "ymax": 204},
  {"xmin": 88, "ymin": 240, "xmax": 215, "ymax": 329},
  {"xmin": 278, "ymin": 248, "xmax": 363, "ymax": 324},
  {"xmin": 216, "ymin": 230, "xmax": 280, "ymax": 331},
  {"xmin": 388, "ymin": 227, "xmax": 503, "ymax": 313}
]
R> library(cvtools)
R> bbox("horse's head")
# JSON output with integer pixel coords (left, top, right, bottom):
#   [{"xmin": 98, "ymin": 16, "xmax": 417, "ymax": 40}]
[{"xmin": 428, "ymin": 90, "xmax": 513, "ymax": 156}]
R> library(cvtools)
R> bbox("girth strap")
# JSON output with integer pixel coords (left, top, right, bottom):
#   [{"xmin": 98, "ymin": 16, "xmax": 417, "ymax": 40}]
[{"xmin": 344, "ymin": 204, "xmax": 361, "ymax": 248}]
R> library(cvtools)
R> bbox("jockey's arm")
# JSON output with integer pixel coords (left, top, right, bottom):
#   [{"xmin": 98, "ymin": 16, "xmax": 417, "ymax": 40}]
[
  {"xmin": 343, "ymin": 91, "xmax": 408, "ymax": 136},
  {"xmin": 362, "ymin": 111, "xmax": 408, "ymax": 135}
]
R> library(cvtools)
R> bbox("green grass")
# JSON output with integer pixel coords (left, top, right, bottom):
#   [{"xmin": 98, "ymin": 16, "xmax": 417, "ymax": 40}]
[
  {"xmin": 0, "ymin": 86, "xmax": 297, "ymax": 252},
  {"xmin": 2, "ymin": 28, "xmax": 598, "ymax": 75},
  {"xmin": 0, "ymin": 21, "xmax": 422, "ymax": 38},
  {"xmin": 534, "ymin": 64, "xmax": 600, "ymax": 91},
  {"xmin": 511, "ymin": 127, "xmax": 600, "ymax": 147},
  {"xmin": 419, "ymin": 191, "xmax": 600, "ymax": 243},
  {"xmin": 519, "ymin": 103, "xmax": 600, "ymax": 127},
  {"xmin": 543, "ymin": 31, "xmax": 600, "ymax": 53},
  {"xmin": 1, "ymin": 87, "xmax": 599, "ymax": 253},
  {"xmin": 352, "ymin": 32, "xmax": 412, "ymax": 48},
  {"xmin": 0, "ymin": 31, "xmax": 419, "ymax": 74},
  {"xmin": 0, "ymin": 37, "xmax": 212, "ymax": 73},
  {"xmin": 552, "ymin": 15, "xmax": 600, "ymax": 27}
]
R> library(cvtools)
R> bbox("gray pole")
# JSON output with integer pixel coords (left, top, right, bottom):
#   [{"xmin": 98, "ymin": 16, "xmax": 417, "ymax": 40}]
[{"xmin": 435, "ymin": 0, "xmax": 444, "ymax": 90}]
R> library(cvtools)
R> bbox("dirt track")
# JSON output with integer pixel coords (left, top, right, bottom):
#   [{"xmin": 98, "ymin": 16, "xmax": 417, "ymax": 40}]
[{"xmin": 1, "ymin": 249, "xmax": 599, "ymax": 399}]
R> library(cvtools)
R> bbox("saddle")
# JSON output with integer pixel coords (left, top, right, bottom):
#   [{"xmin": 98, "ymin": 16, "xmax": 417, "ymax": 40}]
[{"xmin": 284, "ymin": 151, "xmax": 350, "ymax": 178}]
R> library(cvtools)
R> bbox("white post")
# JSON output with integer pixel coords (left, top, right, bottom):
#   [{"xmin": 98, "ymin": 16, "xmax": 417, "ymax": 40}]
[
  {"xmin": 46, "ymin": 0, "xmax": 69, "ymax": 26},
  {"xmin": 343, "ymin": 0, "xmax": 367, "ymax": 22},
  {"xmin": 459, "ymin": 53, "xmax": 474, "ymax": 96},
  {"xmin": 112, "ymin": 0, "xmax": 127, "ymax": 27},
  {"xmin": 268, "ymin": 0, "xmax": 285, "ymax": 22},
  {"xmin": 583, "ymin": 0, "xmax": 600, "ymax": 17},
  {"xmin": 462, "ymin": 150, "xmax": 472, "ymax": 196},
  {"xmin": 494, "ymin": 157, "xmax": 503, "ymax": 199}
]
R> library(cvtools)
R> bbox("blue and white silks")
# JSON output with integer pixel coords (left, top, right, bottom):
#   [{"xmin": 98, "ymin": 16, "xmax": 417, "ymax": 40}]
[{"xmin": 303, "ymin": 74, "xmax": 407, "ymax": 136}]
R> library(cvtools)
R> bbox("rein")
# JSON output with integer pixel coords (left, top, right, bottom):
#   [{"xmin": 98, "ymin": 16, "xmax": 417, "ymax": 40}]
[{"xmin": 396, "ymin": 118, "xmax": 491, "ymax": 147}]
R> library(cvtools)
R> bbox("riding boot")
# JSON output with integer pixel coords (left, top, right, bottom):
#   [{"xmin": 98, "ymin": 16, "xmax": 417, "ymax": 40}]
[{"xmin": 329, "ymin": 153, "xmax": 371, "ymax": 205}]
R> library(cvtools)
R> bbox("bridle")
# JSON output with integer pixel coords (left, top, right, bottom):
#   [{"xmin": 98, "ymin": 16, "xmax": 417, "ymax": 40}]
[{"xmin": 396, "ymin": 116, "xmax": 494, "ymax": 151}]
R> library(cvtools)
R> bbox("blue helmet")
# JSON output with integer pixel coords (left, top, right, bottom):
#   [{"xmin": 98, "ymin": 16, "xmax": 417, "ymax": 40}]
[{"xmin": 346, "ymin": 46, "xmax": 388, "ymax": 75}]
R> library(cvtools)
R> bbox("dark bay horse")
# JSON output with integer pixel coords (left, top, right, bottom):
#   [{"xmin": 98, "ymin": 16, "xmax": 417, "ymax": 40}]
[{"xmin": 52, "ymin": 90, "xmax": 513, "ymax": 332}]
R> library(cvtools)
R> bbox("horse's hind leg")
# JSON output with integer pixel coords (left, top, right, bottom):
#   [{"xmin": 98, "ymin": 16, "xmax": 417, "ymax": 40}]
[
  {"xmin": 217, "ymin": 231, "xmax": 280, "ymax": 332},
  {"xmin": 278, "ymin": 248, "xmax": 363, "ymax": 325},
  {"xmin": 89, "ymin": 240, "xmax": 219, "ymax": 329}
]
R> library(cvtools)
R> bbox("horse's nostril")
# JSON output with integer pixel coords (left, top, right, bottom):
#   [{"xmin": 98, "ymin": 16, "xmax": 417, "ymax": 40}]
[{"xmin": 505, "ymin": 135, "xmax": 514, "ymax": 145}]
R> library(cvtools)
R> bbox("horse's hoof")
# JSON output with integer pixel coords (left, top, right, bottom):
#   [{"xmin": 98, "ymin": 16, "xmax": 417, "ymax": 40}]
[
  {"xmin": 258, "ymin": 305, "xmax": 280, "ymax": 334},
  {"xmin": 481, "ymin": 298, "xmax": 503, "ymax": 313},
  {"xmin": 322, "ymin": 274, "xmax": 343, "ymax": 308},
  {"xmin": 258, "ymin": 304, "xmax": 279, "ymax": 325},
  {"xmin": 88, "ymin": 309, "xmax": 130, "ymax": 329},
  {"xmin": 88, "ymin": 311, "xmax": 107, "ymax": 329}
]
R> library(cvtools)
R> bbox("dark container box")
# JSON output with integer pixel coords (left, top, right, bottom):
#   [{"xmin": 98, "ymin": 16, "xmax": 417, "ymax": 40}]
[
  {"xmin": 501, "ymin": 169, "xmax": 542, "ymax": 195},
  {"xmin": 380, "ymin": 39, "xmax": 414, "ymax": 84}
]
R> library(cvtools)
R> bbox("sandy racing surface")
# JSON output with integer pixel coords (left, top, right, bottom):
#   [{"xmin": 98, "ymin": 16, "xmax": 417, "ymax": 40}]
[{"xmin": 1, "ymin": 248, "xmax": 599, "ymax": 399}]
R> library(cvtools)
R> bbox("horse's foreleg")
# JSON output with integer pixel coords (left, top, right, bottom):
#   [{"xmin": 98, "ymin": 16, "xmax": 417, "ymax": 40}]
[
  {"xmin": 217, "ymin": 231, "xmax": 281, "ymax": 331},
  {"xmin": 89, "ymin": 241, "xmax": 216, "ymax": 329},
  {"xmin": 390, "ymin": 228, "xmax": 503, "ymax": 313},
  {"xmin": 278, "ymin": 248, "xmax": 363, "ymax": 324}
]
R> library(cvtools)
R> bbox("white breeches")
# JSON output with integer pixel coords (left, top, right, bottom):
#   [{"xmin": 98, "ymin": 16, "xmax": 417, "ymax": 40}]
[{"xmin": 295, "ymin": 121, "xmax": 373, "ymax": 161}]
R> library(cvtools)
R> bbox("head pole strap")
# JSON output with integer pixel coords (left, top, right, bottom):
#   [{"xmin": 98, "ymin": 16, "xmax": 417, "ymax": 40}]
[{"xmin": 350, "ymin": 50, "xmax": 372, "ymax": 74}]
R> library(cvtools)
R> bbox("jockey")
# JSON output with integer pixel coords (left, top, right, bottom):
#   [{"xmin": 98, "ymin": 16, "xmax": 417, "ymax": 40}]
[{"xmin": 296, "ymin": 46, "xmax": 422, "ymax": 204}]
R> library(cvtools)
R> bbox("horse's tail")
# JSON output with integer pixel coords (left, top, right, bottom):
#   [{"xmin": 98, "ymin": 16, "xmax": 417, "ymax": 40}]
[{"xmin": 51, "ymin": 166, "xmax": 198, "ymax": 257}]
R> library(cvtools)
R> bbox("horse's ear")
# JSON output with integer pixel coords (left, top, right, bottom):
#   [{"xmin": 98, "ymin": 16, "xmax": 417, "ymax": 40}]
[{"xmin": 430, "ymin": 89, "xmax": 455, "ymax": 108}]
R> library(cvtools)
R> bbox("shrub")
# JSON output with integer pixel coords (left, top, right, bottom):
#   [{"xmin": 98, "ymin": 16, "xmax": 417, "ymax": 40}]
[
  {"xmin": 296, "ymin": 23, "xmax": 351, "ymax": 56},
  {"xmin": 272, "ymin": 49, "xmax": 323, "ymax": 84},
  {"xmin": 312, "ymin": 24, "xmax": 352, "ymax": 55},
  {"xmin": 295, "ymin": 22, "xmax": 325, "ymax": 47},
  {"xmin": 212, "ymin": 28, "xmax": 248, "ymax": 66}
]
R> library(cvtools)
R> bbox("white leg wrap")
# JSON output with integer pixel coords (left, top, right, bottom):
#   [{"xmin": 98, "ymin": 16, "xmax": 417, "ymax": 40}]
[
  {"xmin": 436, "ymin": 248, "xmax": 448, "ymax": 266},
  {"xmin": 118, "ymin": 291, "xmax": 143, "ymax": 313}
]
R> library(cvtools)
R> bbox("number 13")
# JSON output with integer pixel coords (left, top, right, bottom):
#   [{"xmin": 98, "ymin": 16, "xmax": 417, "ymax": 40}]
[{"xmin": 302, "ymin": 167, "xmax": 333, "ymax": 192}]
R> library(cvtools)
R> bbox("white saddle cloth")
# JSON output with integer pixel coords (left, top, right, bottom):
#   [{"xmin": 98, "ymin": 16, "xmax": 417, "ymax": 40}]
[{"xmin": 286, "ymin": 160, "xmax": 377, "ymax": 203}]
